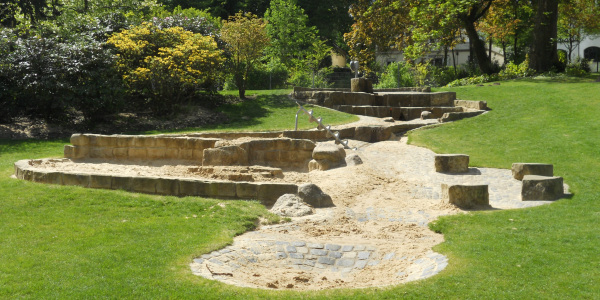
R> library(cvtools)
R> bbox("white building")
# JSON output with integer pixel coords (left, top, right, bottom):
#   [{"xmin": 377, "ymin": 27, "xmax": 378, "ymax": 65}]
[
  {"xmin": 375, "ymin": 39, "xmax": 505, "ymax": 68},
  {"xmin": 557, "ymin": 35, "xmax": 600, "ymax": 72}
]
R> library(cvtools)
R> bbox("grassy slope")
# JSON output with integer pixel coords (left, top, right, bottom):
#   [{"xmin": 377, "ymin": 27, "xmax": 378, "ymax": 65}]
[{"xmin": 1, "ymin": 81, "xmax": 599, "ymax": 298}]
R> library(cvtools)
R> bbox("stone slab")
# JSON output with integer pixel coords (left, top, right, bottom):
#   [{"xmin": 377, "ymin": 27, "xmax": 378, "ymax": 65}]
[
  {"xmin": 435, "ymin": 154, "xmax": 469, "ymax": 173},
  {"xmin": 512, "ymin": 163, "xmax": 553, "ymax": 181},
  {"xmin": 521, "ymin": 175, "xmax": 564, "ymax": 200},
  {"xmin": 442, "ymin": 184, "xmax": 489, "ymax": 208}
]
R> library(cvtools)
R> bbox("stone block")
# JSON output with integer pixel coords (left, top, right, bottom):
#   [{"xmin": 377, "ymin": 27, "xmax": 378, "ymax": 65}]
[
  {"xmin": 257, "ymin": 183, "xmax": 299, "ymax": 206},
  {"xmin": 89, "ymin": 147, "xmax": 113, "ymax": 159},
  {"xmin": 205, "ymin": 181, "xmax": 236, "ymax": 198},
  {"xmin": 154, "ymin": 137, "xmax": 168, "ymax": 148},
  {"xmin": 374, "ymin": 127, "xmax": 392, "ymax": 142},
  {"xmin": 113, "ymin": 148, "xmax": 128, "ymax": 159},
  {"xmin": 179, "ymin": 179, "xmax": 200, "ymax": 196},
  {"xmin": 95, "ymin": 135, "xmax": 117, "ymax": 147},
  {"xmin": 178, "ymin": 149, "xmax": 194, "ymax": 161},
  {"xmin": 147, "ymin": 148, "xmax": 166, "ymax": 160},
  {"xmin": 236, "ymin": 182, "xmax": 258, "ymax": 199},
  {"xmin": 354, "ymin": 126, "xmax": 375, "ymax": 142},
  {"xmin": 308, "ymin": 159, "xmax": 341, "ymax": 171},
  {"xmin": 435, "ymin": 154, "xmax": 469, "ymax": 173},
  {"xmin": 32, "ymin": 171, "xmax": 62, "ymax": 185},
  {"xmin": 401, "ymin": 108, "xmax": 425, "ymax": 121},
  {"xmin": 454, "ymin": 100, "xmax": 488, "ymax": 110},
  {"xmin": 165, "ymin": 137, "xmax": 185, "ymax": 149},
  {"xmin": 328, "ymin": 92, "xmax": 345, "ymax": 107},
  {"xmin": 128, "ymin": 148, "xmax": 147, "ymax": 160},
  {"xmin": 132, "ymin": 177, "xmax": 158, "ymax": 194},
  {"xmin": 521, "ymin": 175, "xmax": 564, "ymax": 200},
  {"xmin": 164, "ymin": 148, "xmax": 179, "ymax": 159},
  {"xmin": 64, "ymin": 145, "xmax": 75, "ymax": 158},
  {"xmin": 89, "ymin": 174, "xmax": 112, "ymax": 189},
  {"xmin": 430, "ymin": 92, "xmax": 456, "ymax": 106},
  {"xmin": 442, "ymin": 184, "xmax": 489, "ymax": 209},
  {"xmin": 70, "ymin": 134, "xmax": 90, "ymax": 146},
  {"xmin": 62, "ymin": 173, "xmax": 90, "ymax": 187},
  {"xmin": 512, "ymin": 163, "xmax": 553, "ymax": 181},
  {"xmin": 156, "ymin": 178, "xmax": 179, "ymax": 196},
  {"xmin": 351, "ymin": 78, "xmax": 373, "ymax": 93},
  {"xmin": 203, "ymin": 146, "xmax": 248, "ymax": 166},
  {"xmin": 111, "ymin": 176, "xmax": 133, "ymax": 191},
  {"xmin": 313, "ymin": 143, "xmax": 346, "ymax": 161},
  {"xmin": 410, "ymin": 94, "xmax": 430, "ymax": 107},
  {"xmin": 115, "ymin": 135, "xmax": 134, "ymax": 148}
]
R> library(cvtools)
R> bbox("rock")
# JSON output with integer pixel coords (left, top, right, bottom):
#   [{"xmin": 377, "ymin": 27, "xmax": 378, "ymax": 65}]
[
  {"xmin": 512, "ymin": 163, "xmax": 553, "ymax": 181},
  {"xmin": 202, "ymin": 146, "xmax": 248, "ymax": 166},
  {"xmin": 442, "ymin": 184, "xmax": 489, "ymax": 209},
  {"xmin": 308, "ymin": 159, "xmax": 335, "ymax": 171},
  {"xmin": 383, "ymin": 117, "xmax": 395, "ymax": 122},
  {"xmin": 345, "ymin": 154, "xmax": 363, "ymax": 166},
  {"xmin": 420, "ymin": 111, "xmax": 432, "ymax": 120},
  {"xmin": 521, "ymin": 175, "xmax": 564, "ymax": 200},
  {"xmin": 353, "ymin": 126, "xmax": 375, "ymax": 142},
  {"xmin": 312, "ymin": 143, "xmax": 346, "ymax": 162},
  {"xmin": 270, "ymin": 194, "xmax": 313, "ymax": 217},
  {"xmin": 298, "ymin": 183, "xmax": 334, "ymax": 208},
  {"xmin": 434, "ymin": 154, "xmax": 469, "ymax": 173}
]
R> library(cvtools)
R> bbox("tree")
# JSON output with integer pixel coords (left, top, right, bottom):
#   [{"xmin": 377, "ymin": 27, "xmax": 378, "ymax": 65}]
[
  {"xmin": 220, "ymin": 12, "xmax": 269, "ymax": 98},
  {"xmin": 529, "ymin": 0, "xmax": 561, "ymax": 72},
  {"xmin": 558, "ymin": 0, "xmax": 600, "ymax": 62},
  {"xmin": 264, "ymin": 0, "xmax": 318, "ymax": 69}
]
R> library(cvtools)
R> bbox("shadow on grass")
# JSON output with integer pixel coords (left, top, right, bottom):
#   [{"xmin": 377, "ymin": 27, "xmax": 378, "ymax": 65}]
[{"xmin": 0, "ymin": 138, "xmax": 69, "ymax": 155}]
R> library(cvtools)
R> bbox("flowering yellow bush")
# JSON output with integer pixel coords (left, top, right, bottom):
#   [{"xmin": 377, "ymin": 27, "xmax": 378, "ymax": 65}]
[{"xmin": 107, "ymin": 23, "xmax": 224, "ymax": 114}]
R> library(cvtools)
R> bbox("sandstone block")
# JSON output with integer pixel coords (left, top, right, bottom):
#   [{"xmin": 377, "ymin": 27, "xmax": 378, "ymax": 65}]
[
  {"xmin": 179, "ymin": 179, "xmax": 200, "ymax": 196},
  {"xmin": 313, "ymin": 143, "xmax": 346, "ymax": 161},
  {"xmin": 154, "ymin": 137, "xmax": 168, "ymax": 148},
  {"xmin": 521, "ymin": 175, "xmax": 564, "ymax": 200},
  {"xmin": 205, "ymin": 181, "xmax": 237, "ymax": 198},
  {"xmin": 257, "ymin": 183, "xmax": 299, "ymax": 206},
  {"xmin": 113, "ymin": 148, "xmax": 128, "ymax": 159},
  {"xmin": 164, "ymin": 148, "xmax": 179, "ymax": 159},
  {"xmin": 454, "ymin": 100, "xmax": 488, "ymax": 110},
  {"xmin": 178, "ymin": 149, "xmax": 194, "ymax": 160},
  {"xmin": 64, "ymin": 145, "xmax": 75, "ymax": 158},
  {"xmin": 435, "ymin": 154, "xmax": 469, "ymax": 173},
  {"xmin": 132, "ymin": 177, "xmax": 158, "ymax": 194},
  {"xmin": 430, "ymin": 92, "xmax": 456, "ymax": 106},
  {"xmin": 70, "ymin": 134, "xmax": 90, "ymax": 146},
  {"xmin": 62, "ymin": 173, "xmax": 90, "ymax": 187},
  {"xmin": 89, "ymin": 147, "xmax": 113, "ymax": 159},
  {"xmin": 147, "ymin": 148, "xmax": 166, "ymax": 160},
  {"xmin": 32, "ymin": 171, "xmax": 62, "ymax": 185},
  {"xmin": 512, "ymin": 163, "xmax": 553, "ymax": 181},
  {"xmin": 95, "ymin": 135, "xmax": 117, "ymax": 147},
  {"xmin": 89, "ymin": 174, "xmax": 112, "ymax": 189},
  {"xmin": 354, "ymin": 126, "xmax": 375, "ymax": 142},
  {"xmin": 236, "ymin": 182, "xmax": 258, "ymax": 199},
  {"xmin": 128, "ymin": 148, "xmax": 147, "ymax": 160},
  {"xmin": 308, "ymin": 159, "xmax": 340, "ymax": 171},
  {"xmin": 442, "ymin": 184, "xmax": 489, "ymax": 209},
  {"xmin": 156, "ymin": 178, "xmax": 179, "ymax": 196},
  {"xmin": 111, "ymin": 176, "xmax": 133, "ymax": 191},
  {"xmin": 115, "ymin": 135, "xmax": 134, "ymax": 148},
  {"xmin": 203, "ymin": 146, "xmax": 248, "ymax": 166},
  {"xmin": 351, "ymin": 78, "xmax": 373, "ymax": 93},
  {"xmin": 374, "ymin": 127, "xmax": 392, "ymax": 142}
]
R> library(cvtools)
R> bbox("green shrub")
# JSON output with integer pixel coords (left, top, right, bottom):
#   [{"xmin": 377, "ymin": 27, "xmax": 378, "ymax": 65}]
[
  {"xmin": 0, "ymin": 28, "xmax": 124, "ymax": 123},
  {"xmin": 565, "ymin": 57, "xmax": 591, "ymax": 77},
  {"xmin": 107, "ymin": 23, "xmax": 225, "ymax": 114},
  {"xmin": 498, "ymin": 56, "xmax": 534, "ymax": 80},
  {"xmin": 375, "ymin": 62, "xmax": 415, "ymax": 88},
  {"xmin": 446, "ymin": 74, "xmax": 500, "ymax": 87}
]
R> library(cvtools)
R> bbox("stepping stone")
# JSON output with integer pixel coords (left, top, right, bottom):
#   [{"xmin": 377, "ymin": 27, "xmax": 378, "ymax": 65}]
[
  {"xmin": 435, "ymin": 154, "xmax": 469, "ymax": 173},
  {"xmin": 521, "ymin": 175, "xmax": 564, "ymax": 200},
  {"xmin": 512, "ymin": 163, "xmax": 553, "ymax": 180},
  {"xmin": 442, "ymin": 184, "xmax": 489, "ymax": 209}
]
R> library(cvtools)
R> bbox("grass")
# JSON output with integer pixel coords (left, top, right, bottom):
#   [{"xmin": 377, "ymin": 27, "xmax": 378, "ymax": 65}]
[
  {"xmin": 144, "ymin": 89, "xmax": 359, "ymax": 134},
  {"xmin": 1, "ymin": 79, "xmax": 599, "ymax": 298}
]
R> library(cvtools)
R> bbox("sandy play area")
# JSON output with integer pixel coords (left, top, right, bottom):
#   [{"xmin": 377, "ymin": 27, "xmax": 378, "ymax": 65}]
[{"xmin": 29, "ymin": 133, "xmax": 556, "ymax": 290}]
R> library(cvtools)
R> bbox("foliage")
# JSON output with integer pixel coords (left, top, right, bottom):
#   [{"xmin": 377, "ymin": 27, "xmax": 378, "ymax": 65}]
[
  {"xmin": 446, "ymin": 74, "xmax": 499, "ymax": 87},
  {"xmin": 264, "ymin": 0, "xmax": 318, "ymax": 69},
  {"xmin": 107, "ymin": 22, "xmax": 225, "ymax": 114},
  {"xmin": 0, "ymin": 28, "xmax": 124, "ymax": 123},
  {"xmin": 223, "ymin": 59, "xmax": 288, "ymax": 90},
  {"xmin": 375, "ymin": 62, "xmax": 415, "ymax": 88},
  {"xmin": 151, "ymin": 6, "xmax": 221, "ymax": 36},
  {"xmin": 565, "ymin": 57, "xmax": 591, "ymax": 76},
  {"xmin": 288, "ymin": 66, "xmax": 333, "ymax": 88},
  {"xmin": 557, "ymin": 0, "xmax": 600, "ymax": 62},
  {"xmin": 498, "ymin": 56, "xmax": 535, "ymax": 79},
  {"xmin": 220, "ymin": 12, "xmax": 270, "ymax": 98}
]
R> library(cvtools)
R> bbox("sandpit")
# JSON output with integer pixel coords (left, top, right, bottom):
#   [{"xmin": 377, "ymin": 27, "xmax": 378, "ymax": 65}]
[{"xmin": 17, "ymin": 134, "xmax": 558, "ymax": 290}]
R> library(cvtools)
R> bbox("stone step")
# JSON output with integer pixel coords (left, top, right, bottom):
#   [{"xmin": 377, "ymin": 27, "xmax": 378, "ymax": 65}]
[
  {"xmin": 334, "ymin": 105, "xmax": 463, "ymax": 121},
  {"xmin": 454, "ymin": 100, "xmax": 488, "ymax": 110},
  {"xmin": 293, "ymin": 90, "xmax": 457, "ymax": 108},
  {"xmin": 441, "ymin": 184, "xmax": 490, "ymax": 209},
  {"xmin": 521, "ymin": 175, "xmax": 564, "ymax": 201}
]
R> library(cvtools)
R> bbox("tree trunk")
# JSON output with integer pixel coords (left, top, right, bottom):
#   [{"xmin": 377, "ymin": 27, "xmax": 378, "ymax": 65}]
[
  {"xmin": 235, "ymin": 72, "xmax": 246, "ymax": 99},
  {"xmin": 529, "ymin": 0, "xmax": 561, "ymax": 72},
  {"xmin": 462, "ymin": 18, "xmax": 494, "ymax": 74}
]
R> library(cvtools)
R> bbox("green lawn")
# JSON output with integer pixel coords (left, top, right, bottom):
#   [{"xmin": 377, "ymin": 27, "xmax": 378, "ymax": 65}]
[
  {"xmin": 144, "ymin": 89, "xmax": 359, "ymax": 134},
  {"xmin": 1, "ymin": 79, "xmax": 599, "ymax": 298}
]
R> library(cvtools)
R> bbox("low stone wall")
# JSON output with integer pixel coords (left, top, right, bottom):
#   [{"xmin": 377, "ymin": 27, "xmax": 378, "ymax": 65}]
[
  {"xmin": 293, "ymin": 91, "xmax": 456, "ymax": 108},
  {"xmin": 454, "ymin": 100, "xmax": 488, "ymax": 110},
  {"xmin": 203, "ymin": 138, "xmax": 316, "ymax": 171},
  {"xmin": 14, "ymin": 159, "xmax": 298, "ymax": 206},
  {"xmin": 336, "ymin": 106, "xmax": 463, "ymax": 120},
  {"xmin": 64, "ymin": 134, "xmax": 219, "ymax": 162}
]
